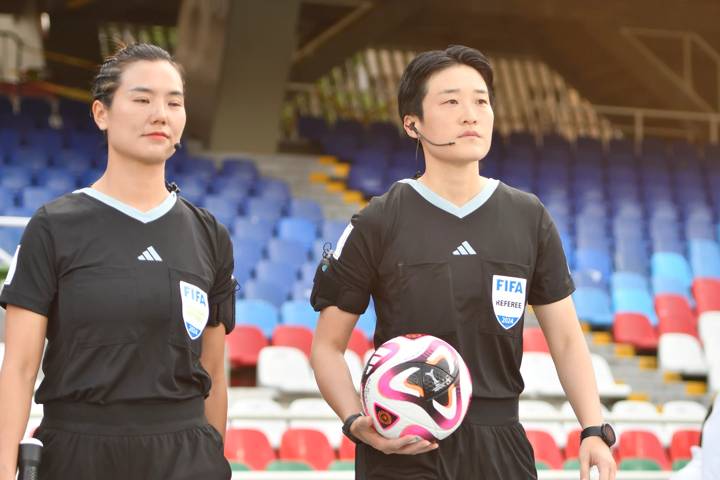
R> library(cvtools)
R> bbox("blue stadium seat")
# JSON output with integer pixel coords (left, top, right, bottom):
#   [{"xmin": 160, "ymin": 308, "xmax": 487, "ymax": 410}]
[
  {"xmin": 572, "ymin": 287, "xmax": 613, "ymax": 328},
  {"xmin": 0, "ymin": 227, "xmax": 22, "ymax": 254},
  {"xmin": 347, "ymin": 165, "xmax": 386, "ymax": 197},
  {"xmin": 651, "ymin": 252, "xmax": 693, "ymax": 289},
  {"xmin": 689, "ymin": 239, "xmax": 720, "ymax": 279},
  {"xmin": 0, "ymin": 128, "xmax": 20, "ymax": 151},
  {"xmin": 233, "ymin": 217, "xmax": 275, "ymax": 243},
  {"xmin": 177, "ymin": 183, "xmax": 206, "ymax": 205},
  {"xmin": 572, "ymin": 270, "xmax": 606, "ymax": 290},
  {"xmin": 255, "ymin": 260, "xmax": 298, "ymax": 287},
  {"xmin": 25, "ymin": 129, "xmax": 63, "ymax": 152},
  {"xmin": 8, "ymin": 147, "xmax": 48, "ymax": 171},
  {"xmin": 54, "ymin": 150, "xmax": 93, "ymax": 175},
  {"xmin": 299, "ymin": 262, "xmax": 317, "ymax": 283},
  {"xmin": 0, "ymin": 166, "xmax": 33, "ymax": 191},
  {"xmin": 233, "ymin": 237, "xmax": 265, "ymax": 273},
  {"xmin": 291, "ymin": 280, "xmax": 312, "ymax": 301},
  {"xmin": 266, "ymin": 238, "xmax": 308, "ymax": 268},
  {"xmin": 281, "ymin": 300, "xmax": 318, "ymax": 330},
  {"xmin": 255, "ymin": 178, "xmax": 290, "ymax": 203},
  {"xmin": 575, "ymin": 249, "xmax": 612, "ymax": 282},
  {"xmin": 220, "ymin": 157, "xmax": 258, "ymax": 179},
  {"xmin": 277, "ymin": 217, "xmax": 317, "ymax": 250},
  {"xmin": 321, "ymin": 220, "xmax": 348, "ymax": 245},
  {"xmin": 356, "ymin": 302, "xmax": 377, "ymax": 339},
  {"xmin": 203, "ymin": 194, "xmax": 240, "ymax": 227},
  {"xmin": 234, "ymin": 299, "xmax": 279, "ymax": 337},
  {"xmin": 651, "ymin": 276, "xmax": 691, "ymax": 301},
  {"xmin": 246, "ymin": 197, "xmax": 284, "ymax": 223},
  {"xmin": 210, "ymin": 175, "xmax": 253, "ymax": 196},
  {"xmin": 686, "ymin": 220, "xmax": 714, "ymax": 240},
  {"xmin": 36, "ymin": 168, "xmax": 77, "ymax": 194},
  {"xmin": 612, "ymin": 288, "xmax": 658, "ymax": 325},
  {"xmin": 20, "ymin": 187, "xmax": 56, "ymax": 210},
  {"xmin": 0, "ymin": 190, "xmax": 16, "ymax": 213},
  {"xmin": 79, "ymin": 169, "xmax": 104, "ymax": 188},
  {"xmin": 243, "ymin": 279, "xmax": 289, "ymax": 308},
  {"xmin": 611, "ymin": 272, "xmax": 649, "ymax": 292},
  {"xmin": 289, "ymin": 199, "xmax": 324, "ymax": 226}
]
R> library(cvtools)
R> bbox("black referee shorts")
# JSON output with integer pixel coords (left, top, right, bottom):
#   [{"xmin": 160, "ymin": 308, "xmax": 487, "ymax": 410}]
[
  {"xmin": 33, "ymin": 398, "xmax": 230, "ymax": 480},
  {"xmin": 355, "ymin": 398, "xmax": 538, "ymax": 480}
]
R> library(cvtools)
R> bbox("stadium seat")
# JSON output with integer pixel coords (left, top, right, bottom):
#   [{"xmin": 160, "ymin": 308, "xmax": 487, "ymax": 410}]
[
  {"xmin": 612, "ymin": 313, "xmax": 658, "ymax": 351},
  {"xmin": 655, "ymin": 294, "xmax": 697, "ymax": 337},
  {"xmin": 523, "ymin": 327, "xmax": 550, "ymax": 353},
  {"xmin": 518, "ymin": 400, "xmax": 565, "ymax": 447},
  {"xmin": 617, "ymin": 431, "xmax": 670, "ymax": 470},
  {"xmin": 321, "ymin": 220, "xmax": 348, "ymax": 245},
  {"xmin": 344, "ymin": 350, "xmax": 364, "ymax": 391},
  {"xmin": 228, "ymin": 399, "xmax": 287, "ymax": 448},
  {"xmin": 257, "ymin": 346, "xmax": 318, "ymax": 393},
  {"xmin": 591, "ymin": 354, "xmax": 631, "ymax": 398},
  {"xmin": 651, "ymin": 253, "xmax": 693, "ymax": 290},
  {"xmin": 272, "ymin": 325, "xmax": 313, "ymax": 358},
  {"xmin": 266, "ymin": 460, "xmax": 314, "ymax": 471},
  {"xmin": 287, "ymin": 398, "xmax": 342, "ymax": 448},
  {"xmin": 520, "ymin": 352, "xmax": 563, "ymax": 396},
  {"xmin": 243, "ymin": 279, "xmax": 289, "ymax": 308},
  {"xmin": 328, "ymin": 460, "xmax": 354, "ymax": 471},
  {"xmin": 611, "ymin": 272, "xmax": 649, "ymax": 292},
  {"xmin": 226, "ymin": 325, "xmax": 268, "ymax": 368},
  {"xmin": 279, "ymin": 428, "xmax": 336, "ymax": 470},
  {"xmin": 281, "ymin": 300, "xmax": 319, "ymax": 330},
  {"xmin": 19, "ymin": 187, "xmax": 55, "ymax": 211},
  {"xmin": 525, "ymin": 430, "xmax": 563, "ymax": 469},
  {"xmin": 277, "ymin": 217, "xmax": 317, "ymax": 250},
  {"xmin": 575, "ymin": 249, "xmax": 612, "ymax": 281},
  {"xmin": 612, "ymin": 288, "xmax": 658, "ymax": 325},
  {"xmin": 267, "ymin": 238, "xmax": 309, "ymax": 269},
  {"xmin": 246, "ymin": 197, "xmax": 284, "ymax": 223},
  {"xmin": 356, "ymin": 306, "xmax": 377, "ymax": 339},
  {"xmin": 692, "ymin": 278, "xmax": 720, "ymax": 313},
  {"xmin": 572, "ymin": 287, "xmax": 613, "ymax": 327},
  {"xmin": 255, "ymin": 260, "xmax": 299, "ymax": 288},
  {"xmin": 669, "ymin": 430, "xmax": 701, "ymax": 462},
  {"xmin": 235, "ymin": 299, "xmax": 279, "ymax": 337},
  {"xmin": 338, "ymin": 435, "xmax": 356, "ymax": 460},
  {"xmin": 618, "ymin": 458, "xmax": 662, "ymax": 471},
  {"xmin": 658, "ymin": 333, "xmax": 708, "ymax": 376},
  {"xmin": 689, "ymin": 239, "xmax": 720, "ymax": 278},
  {"xmin": 289, "ymin": 199, "xmax": 324, "ymax": 226},
  {"xmin": 224, "ymin": 428, "xmax": 276, "ymax": 470},
  {"xmin": 233, "ymin": 217, "xmax": 275, "ymax": 243}
]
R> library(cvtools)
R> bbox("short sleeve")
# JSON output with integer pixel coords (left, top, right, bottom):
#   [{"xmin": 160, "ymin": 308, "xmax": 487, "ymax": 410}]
[
  {"xmin": 0, "ymin": 207, "xmax": 57, "ymax": 315},
  {"xmin": 207, "ymin": 222, "xmax": 236, "ymax": 334},
  {"xmin": 527, "ymin": 205, "xmax": 575, "ymax": 305},
  {"xmin": 310, "ymin": 202, "xmax": 382, "ymax": 315}
]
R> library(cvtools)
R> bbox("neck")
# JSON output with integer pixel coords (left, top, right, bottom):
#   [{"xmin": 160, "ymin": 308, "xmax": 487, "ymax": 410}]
[
  {"xmin": 92, "ymin": 148, "xmax": 169, "ymax": 212},
  {"xmin": 418, "ymin": 157, "xmax": 486, "ymax": 207}
]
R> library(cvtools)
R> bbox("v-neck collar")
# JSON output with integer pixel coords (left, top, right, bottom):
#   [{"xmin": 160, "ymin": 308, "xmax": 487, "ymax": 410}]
[
  {"xmin": 75, "ymin": 187, "xmax": 177, "ymax": 224},
  {"xmin": 398, "ymin": 177, "xmax": 499, "ymax": 219}
]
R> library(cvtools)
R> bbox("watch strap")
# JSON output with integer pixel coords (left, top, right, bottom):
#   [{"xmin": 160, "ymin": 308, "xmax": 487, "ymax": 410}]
[{"xmin": 342, "ymin": 413, "xmax": 364, "ymax": 444}]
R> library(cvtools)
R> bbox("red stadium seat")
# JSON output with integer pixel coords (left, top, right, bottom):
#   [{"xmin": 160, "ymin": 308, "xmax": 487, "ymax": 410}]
[
  {"xmin": 692, "ymin": 279, "xmax": 720, "ymax": 314},
  {"xmin": 226, "ymin": 325, "xmax": 268, "ymax": 368},
  {"xmin": 564, "ymin": 428, "xmax": 582, "ymax": 461},
  {"xmin": 338, "ymin": 434, "xmax": 356, "ymax": 460},
  {"xmin": 523, "ymin": 327, "xmax": 550, "ymax": 353},
  {"xmin": 526, "ymin": 430, "xmax": 564, "ymax": 470},
  {"xmin": 655, "ymin": 294, "xmax": 697, "ymax": 337},
  {"xmin": 280, "ymin": 428, "xmax": 336, "ymax": 470},
  {"xmin": 669, "ymin": 429, "xmax": 701, "ymax": 462},
  {"xmin": 272, "ymin": 325, "xmax": 314, "ymax": 358},
  {"xmin": 617, "ymin": 431, "xmax": 670, "ymax": 470},
  {"xmin": 613, "ymin": 313, "xmax": 658, "ymax": 351},
  {"xmin": 347, "ymin": 328, "xmax": 372, "ymax": 358},
  {"xmin": 224, "ymin": 428, "xmax": 276, "ymax": 470}
]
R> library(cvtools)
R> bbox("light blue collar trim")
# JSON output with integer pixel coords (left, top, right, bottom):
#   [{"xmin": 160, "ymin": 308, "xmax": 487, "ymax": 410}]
[
  {"xmin": 75, "ymin": 188, "xmax": 177, "ymax": 224},
  {"xmin": 398, "ymin": 178, "xmax": 499, "ymax": 219}
]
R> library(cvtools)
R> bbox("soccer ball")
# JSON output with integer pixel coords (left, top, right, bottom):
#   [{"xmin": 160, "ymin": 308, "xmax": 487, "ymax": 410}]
[{"xmin": 360, "ymin": 334, "xmax": 472, "ymax": 441}]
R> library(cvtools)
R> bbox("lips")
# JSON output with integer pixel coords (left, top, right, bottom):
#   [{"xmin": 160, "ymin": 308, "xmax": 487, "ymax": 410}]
[
  {"xmin": 144, "ymin": 132, "xmax": 169, "ymax": 139},
  {"xmin": 459, "ymin": 131, "xmax": 480, "ymax": 138}
]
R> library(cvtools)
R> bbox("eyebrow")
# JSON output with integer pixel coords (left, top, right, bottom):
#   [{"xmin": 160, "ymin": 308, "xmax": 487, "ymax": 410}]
[
  {"xmin": 438, "ymin": 88, "xmax": 488, "ymax": 95},
  {"xmin": 129, "ymin": 86, "xmax": 184, "ymax": 96}
]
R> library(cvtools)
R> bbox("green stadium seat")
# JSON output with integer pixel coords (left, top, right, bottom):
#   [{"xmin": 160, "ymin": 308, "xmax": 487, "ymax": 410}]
[
  {"xmin": 563, "ymin": 458, "xmax": 580, "ymax": 470},
  {"xmin": 535, "ymin": 461, "xmax": 550, "ymax": 470},
  {"xmin": 329, "ymin": 460, "xmax": 355, "ymax": 471},
  {"xmin": 619, "ymin": 458, "xmax": 662, "ymax": 471},
  {"xmin": 266, "ymin": 460, "xmax": 314, "ymax": 471},
  {"xmin": 230, "ymin": 462, "xmax": 250, "ymax": 471},
  {"xmin": 672, "ymin": 459, "xmax": 691, "ymax": 471}
]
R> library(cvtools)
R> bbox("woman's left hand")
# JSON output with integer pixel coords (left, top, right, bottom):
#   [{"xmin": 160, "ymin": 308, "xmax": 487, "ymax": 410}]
[{"xmin": 579, "ymin": 436, "xmax": 616, "ymax": 480}]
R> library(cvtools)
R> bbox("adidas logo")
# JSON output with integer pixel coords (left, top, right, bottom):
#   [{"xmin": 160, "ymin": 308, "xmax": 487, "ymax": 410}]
[
  {"xmin": 138, "ymin": 246, "xmax": 163, "ymax": 262},
  {"xmin": 452, "ymin": 241, "xmax": 477, "ymax": 256}
]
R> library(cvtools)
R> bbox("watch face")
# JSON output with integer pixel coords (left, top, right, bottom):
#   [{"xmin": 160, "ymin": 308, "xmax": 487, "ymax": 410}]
[{"xmin": 601, "ymin": 424, "xmax": 616, "ymax": 446}]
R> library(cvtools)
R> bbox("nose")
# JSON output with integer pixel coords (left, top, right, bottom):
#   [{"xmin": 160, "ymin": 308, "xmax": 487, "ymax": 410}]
[
  {"xmin": 149, "ymin": 99, "xmax": 168, "ymax": 124},
  {"xmin": 460, "ymin": 101, "xmax": 479, "ymax": 125}
]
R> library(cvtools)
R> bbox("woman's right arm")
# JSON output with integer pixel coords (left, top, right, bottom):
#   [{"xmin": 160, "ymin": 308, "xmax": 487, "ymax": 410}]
[
  {"xmin": 0, "ymin": 305, "xmax": 47, "ymax": 480},
  {"xmin": 310, "ymin": 306, "xmax": 437, "ymax": 455}
]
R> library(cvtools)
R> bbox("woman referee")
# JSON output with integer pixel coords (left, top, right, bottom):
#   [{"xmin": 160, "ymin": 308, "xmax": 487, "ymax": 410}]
[
  {"xmin": 0, "ymin": 44, "xmax": 235, "ymax": 479},
  {"xmin": 311, "ymin": 45, "xmax": 617, "ymax": 479}
]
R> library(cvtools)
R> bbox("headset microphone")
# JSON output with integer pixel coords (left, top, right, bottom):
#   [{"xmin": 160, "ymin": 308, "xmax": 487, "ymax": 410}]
[
  {"xmin": 173, "ymin": 142, "xmax": 182, "ymax": 150},
  {"xmin": 409, "ymin": 123, "xmax": 455, "ymax": 147}
]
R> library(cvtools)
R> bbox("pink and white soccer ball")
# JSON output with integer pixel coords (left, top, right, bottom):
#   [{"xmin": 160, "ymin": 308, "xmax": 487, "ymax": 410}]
[{"xmin": 360, "ymin": 334, "xmax": 472, "ymax": 441}]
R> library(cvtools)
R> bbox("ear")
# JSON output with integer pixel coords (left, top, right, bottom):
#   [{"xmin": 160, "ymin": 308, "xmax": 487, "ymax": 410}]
[
  {"xmin": 92, "ymin": 99, "xmax": 108, "ymax": 131},
  {"xmin": 402, "ymin": 115, "xmax": 419, "ymax": 139}
]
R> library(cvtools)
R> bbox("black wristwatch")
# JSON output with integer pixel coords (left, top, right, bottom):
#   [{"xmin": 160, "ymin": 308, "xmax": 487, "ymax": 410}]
[
  {"xmin": 342, "ymin": 413, "xmax": 364, "ymax": 444},
  {"xmin": 580, "ymin": 423, "xmax": 616, "ymax": 447}
]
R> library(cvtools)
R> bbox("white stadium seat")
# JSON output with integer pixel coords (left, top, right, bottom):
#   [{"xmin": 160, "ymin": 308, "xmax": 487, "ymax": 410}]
[
  {"xmin": 257, "ymin": 346, "xmax": 319, "ymax": 394},
  {"xmin": 520, "ymin": 352, "xmax": 564, "ymax": 397},
  {"xmin": 590, "ymin": 354, "xmax": 632, "ymax": 399},
  {"xmin": 662, "ymin": 400, "xmax": 709, "ymax": 441},
  {"xmin": 611, "ymin": 400, "xmax": 666, "ymax": 444},
  {"xmin": 658, "ymin": 333, "xmax": 708, "ymax": 376},
  {"xmin": 344, "ymin": 350, "xmax": 363, "ymax": 391},
  {"xmin": 519, "ymin": 400, "xmax": 566, "ymax": 446},
  {"xmin": 288, "ymin": 398, "xmax": 343, "ymax": 448},
  {"xmin": 228, "ymin": 398, "xmax": 288, "ymax": 448}
]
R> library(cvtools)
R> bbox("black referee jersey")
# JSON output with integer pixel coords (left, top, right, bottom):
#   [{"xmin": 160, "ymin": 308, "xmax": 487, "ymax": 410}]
[
  {"xmin": 312, "ymin": 178, "xmax": 575, "ymax": 403},
  {"xmin": 0, "ymin": 187, "xmax": 236, "ymax": 405}
]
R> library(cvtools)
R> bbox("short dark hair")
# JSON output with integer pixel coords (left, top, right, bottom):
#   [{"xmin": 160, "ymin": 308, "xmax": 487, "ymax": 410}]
[
  {"xmin": 397, "ymin": 45, "xmax": 494, "ymax": 123},
  {"xmin": 91, "ymin": 43, "xmax": 184, "ymax": 108}
]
